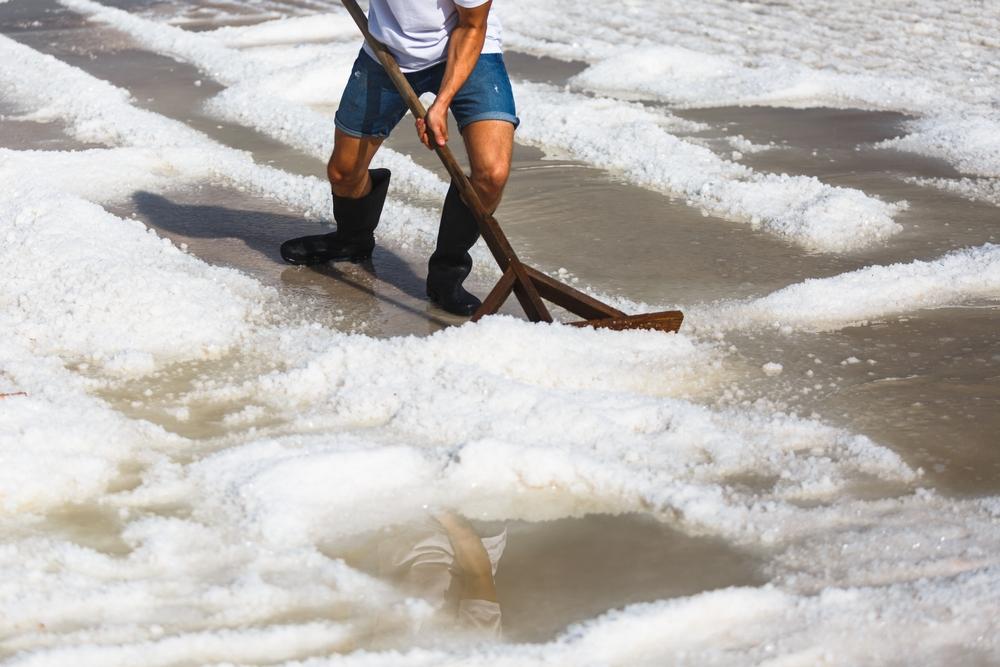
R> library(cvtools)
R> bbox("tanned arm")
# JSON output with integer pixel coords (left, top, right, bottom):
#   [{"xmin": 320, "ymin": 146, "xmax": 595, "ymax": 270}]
[
  {"xmin": 434, "ymin": 511, "xmax": 498, "ymax": 602},
  {"xmin": 416, "ymin": 1, "xmax": 493, "ymax": 149}
]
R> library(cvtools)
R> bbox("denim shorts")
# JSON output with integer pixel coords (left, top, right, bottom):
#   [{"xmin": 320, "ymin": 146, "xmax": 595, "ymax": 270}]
[{"xmin": 334, "ymin": 50, "xmax": 520, "ymax": 139}]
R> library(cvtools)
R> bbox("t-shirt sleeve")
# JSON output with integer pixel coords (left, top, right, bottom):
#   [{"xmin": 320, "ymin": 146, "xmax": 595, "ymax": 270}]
[
  {"xmin": 457, "ymin": 599, "xmax": 503, "ymax": 638},
  {"xmin": 453, "ymin": 0, "xmax": 491, "ymax": 7}
]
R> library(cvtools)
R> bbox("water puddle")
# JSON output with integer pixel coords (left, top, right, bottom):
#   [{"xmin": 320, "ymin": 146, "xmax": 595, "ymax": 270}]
[
  {"xmin": 722, "ymin": 306, "xmax": 1000, "ymax": 494},
  {"xmin": 492, "ymin": 513, "xmax": 763, "ymax": 642},
  {"xmin": 335, "ymin": 512, "xmax": 763, "ymax": 644},
  {"xmin": 0, "ymin": 101, "xmax": 102, "ymax": 151}
]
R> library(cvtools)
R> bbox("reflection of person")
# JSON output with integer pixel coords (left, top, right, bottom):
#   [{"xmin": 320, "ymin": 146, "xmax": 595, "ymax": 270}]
[
  {"xmin": 434, "ymin": 511, "xmax": 502, "ymax": 633},
  {"xmin": 280, "ymin": 0, "xmax": 518, "ymax": 316},
  {"xmin": 376, "ymin": 512, "xmax": 505, "ymax": 638}
]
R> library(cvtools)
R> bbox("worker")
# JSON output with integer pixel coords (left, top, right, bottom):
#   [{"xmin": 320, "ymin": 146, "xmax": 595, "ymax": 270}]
[{"xmin": 279, "ymin": 0, "xmax": 517, "ymax": 316}]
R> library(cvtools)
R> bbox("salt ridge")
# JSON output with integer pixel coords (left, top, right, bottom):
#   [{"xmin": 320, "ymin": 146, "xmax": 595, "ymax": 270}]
[
  {"xmin": 58, "ymin": 0, "xmax": 448, "ymax": 200},
  {"xmin": 699, "ymin": 243, "xmax": 1000, "ymax": 332},
  {"xmin": 514, "ymin": 82, "xmax": 902, "ymax": 252},
  {"xmin": 274, "ymin": 565, "xmax": 1000, "ymax": 665},
  {"xmin": 908, "ymin": 175, "xmax": 1000, "ymax": 208},
  {"xmin": 0, "ymin": 32, "xmax": 453, "ymax": 257},
  {"xmin": 0, "ymin": 336, "xmax": 178, "ymax": 512},
  {"xmin": 499, "ymin": 1, "xmax": 1000, "ymax": 189},
  {"xmin": 0, "ymin": 146, "xmax": 220, "ymax": 203}
]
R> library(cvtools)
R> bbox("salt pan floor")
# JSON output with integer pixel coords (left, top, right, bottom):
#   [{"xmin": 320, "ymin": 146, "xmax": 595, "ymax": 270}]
[{"xmin": 1, "ymin": 1, "xmax": 999, "ymax": 664}]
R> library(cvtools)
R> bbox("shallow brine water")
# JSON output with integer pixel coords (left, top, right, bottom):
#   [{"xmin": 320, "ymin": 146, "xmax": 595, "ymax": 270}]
[{"xmin": 1, "ymin": 0, "xmax": 999, "ymax": 665}]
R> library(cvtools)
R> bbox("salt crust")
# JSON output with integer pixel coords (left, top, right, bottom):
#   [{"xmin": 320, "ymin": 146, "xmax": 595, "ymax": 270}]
[
  {"xmin": 499, "ymin": 1, "xmax": 1000, "ymax": 188},
  {"xmin": 0, "ymin": 34, "xmax": 332, "ymax": 220},
  {"xmin": 58, "ymin": 0, "xmax": 449, "ymax": 201},
  {"xmin": 3, "ymin": 168, "xmax": 927, "ymax": 658},
  {"xmin": 701, "ymin": 244, "xmax": 1000, "ymax": 332},
  {"xmin": 0, "ymin": 147, "xmax": 220, "ymax": 203},
  {"xmin": 112, "ymin": 2, "xmax": 1000, "ymax": 196},
  {"xmin": 0, "ymin": 169, "xmax": 259, "ymax": 512},
  {"xmin": 908, "ymin": 176, "xmax": 1000, "ymax": 208},
  {"xmin": 206, "ymin": 14, "xmax": 361, "ymax": 48},
  {"xmin": 0, "ymin": 31, "xmax": 476, "ymax": 283},
  {"xmin": 0, "ymin": 173, "xmax": 265, "ymax": 368},
  {"xmin": 1, "ymin": 5, "xmax": 999, "ymax": 665},
  {"xmin": 161, "ymin": 318, "xmax": 909, "ymax": 544},
  {"xmin": 283, "ymin": 565, "xmax": 1000, "ymax": 665},
  {"xmin": 881, "ymin": 115, "xmax": 1000, "ymax": 179},
  {"xmin": 513, "ymin": 82, "xmax": 902, "ymax": 253},
  {"xmin": 0, "ymin": 338, "xmax": 176, "ymax": 514},
  {"xmin": 58, "ymin": 1, "xmax": 903, "ymax": 253},
  {"xmin": 3, "ymin": 172, "xmax": 996, "ymax": 660}
]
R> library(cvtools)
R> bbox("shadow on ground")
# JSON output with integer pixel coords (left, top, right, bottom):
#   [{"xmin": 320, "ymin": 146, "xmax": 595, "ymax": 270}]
[{"xmin": 132, "ymin": 191, "xmax": 451, "ymax": 329}]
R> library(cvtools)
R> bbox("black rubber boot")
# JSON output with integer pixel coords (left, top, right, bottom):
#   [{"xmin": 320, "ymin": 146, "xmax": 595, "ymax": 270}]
[
  {"xmin": 427, "ymin": 182, "xmax": 483, "ymax": 316},
  {"xmin": 280, "ymin": 168, "xmax": 391, "ymax": 265}
]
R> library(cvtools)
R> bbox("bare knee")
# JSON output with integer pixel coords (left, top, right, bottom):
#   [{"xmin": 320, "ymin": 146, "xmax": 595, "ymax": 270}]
[
  {"xmin": 327, "ymin": 156, "xmax": 370, "ymax": 197},
  {"xmin": 470, "ymin": 164, "xmax": 510, "ymax": 210}
]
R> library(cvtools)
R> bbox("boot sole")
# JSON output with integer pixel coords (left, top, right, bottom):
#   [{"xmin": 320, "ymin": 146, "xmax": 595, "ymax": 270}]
[
  {"xmin": 281, "ymin": 252, "xmax": 373, "ymax": 266},
  {"xmin": 427, "ymin": 288, "xmax": 481, "ymax": 317}
]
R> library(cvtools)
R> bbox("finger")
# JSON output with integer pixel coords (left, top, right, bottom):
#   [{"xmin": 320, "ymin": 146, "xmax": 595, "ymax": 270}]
[
  {"xmin": 415, "ymin": 119, "xmax": 431, "ymax": 149},
  {"xmin": 441, "ymin": 115, "xmax": 449, "ymax": 146},
  {"xmin": 431, "ymin": 121, "xmax": 447, "ymax": 147}
]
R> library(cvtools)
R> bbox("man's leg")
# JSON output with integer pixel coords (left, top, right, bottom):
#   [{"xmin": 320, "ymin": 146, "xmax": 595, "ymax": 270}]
[
  {"xmin": 462, "ymin": 120, "xmax": 515, "ymax": 212},
  {"xmin": 328, "ymin": 129, "xmax": 383, "ymax": 198},
  {"xmin": 281, "ymin": 44, "xmax": 411, "ymax": 265},
  {"xmin": 426, "ymin": 120, "xmax": 515, "ymax": 316},
  {"xmin": 280, "ymin": 129, "xmax": 392, "ymax": 265}
]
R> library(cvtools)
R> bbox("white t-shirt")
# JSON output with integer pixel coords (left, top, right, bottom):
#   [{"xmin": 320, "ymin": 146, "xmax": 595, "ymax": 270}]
[{"xmin": 364, "ymin": 0, "xmax": 503, "ymax": 73}]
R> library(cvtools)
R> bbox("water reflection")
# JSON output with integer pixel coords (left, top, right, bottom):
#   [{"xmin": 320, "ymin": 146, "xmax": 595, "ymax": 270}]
[{"xmin": 376, "ymin": 512, "xmax": 505, "ymax": 638}]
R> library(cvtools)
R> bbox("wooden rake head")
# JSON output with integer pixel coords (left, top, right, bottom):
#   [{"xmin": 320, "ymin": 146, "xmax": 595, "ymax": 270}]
[
  {"xmin": 469, "ymin": 246, "xmax": 683, "ymax": 333},
  {"xmin": 341, "ymin": 0, "xmax": 683, "ymax": 334}
]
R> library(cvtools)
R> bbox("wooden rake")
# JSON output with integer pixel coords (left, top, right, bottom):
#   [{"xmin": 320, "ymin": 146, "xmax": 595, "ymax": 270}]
[{"xmin": 341, "ymin": 0, "xmax": 683, "ymax": 333}]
